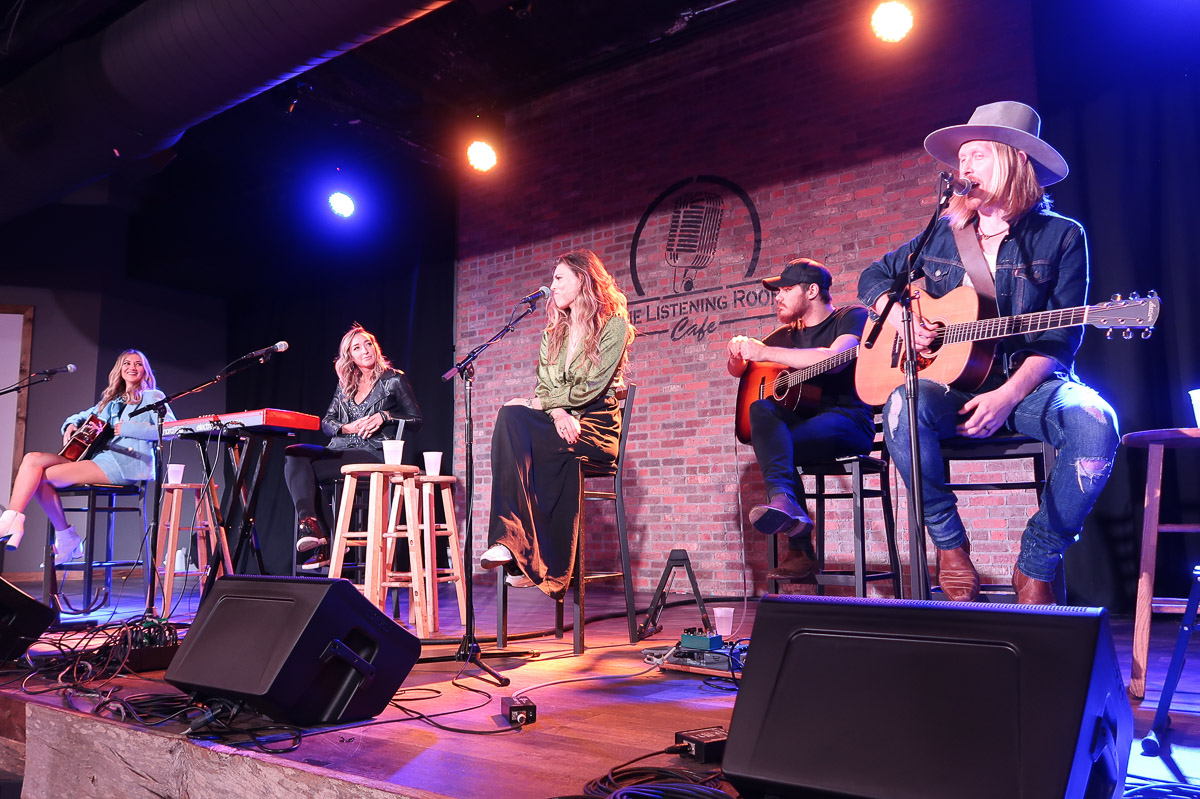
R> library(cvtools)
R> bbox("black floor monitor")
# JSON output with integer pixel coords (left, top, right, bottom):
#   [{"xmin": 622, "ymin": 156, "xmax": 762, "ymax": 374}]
[
  {"xmin": 723, "ymin": 595, "xmax": 1133, "ymax": 799},
  {"xmin": 165, "ymin": 575, "xmax": 421, "ymax": 727},
  {"xmin": 0, "ymin": 577, "xmax": 56, "ymax": 662}
]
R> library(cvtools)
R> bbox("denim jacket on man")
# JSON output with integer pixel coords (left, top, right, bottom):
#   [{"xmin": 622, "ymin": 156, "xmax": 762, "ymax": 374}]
[{"xmin": 857, "ymin": 206, "xmax": 1088, "ymax": 381}]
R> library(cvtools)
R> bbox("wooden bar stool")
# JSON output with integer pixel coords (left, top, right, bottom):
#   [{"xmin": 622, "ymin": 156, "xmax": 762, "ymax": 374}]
[
  {"xmin": 380, "ymin": 472, "xmax": 434, "ymax": 636},
  {"xmin": 1122, "ymin": 427, "xmax": 1200, "ymax": 700},
  {"xmin": 155, "ymin": 481, "xmax": 231, "ymax": 617},
  {"xmin": 328, "ymin": 464, "xmax": 421, "ymax": 630},
  {"xmin": 410, "ymin": 475, "xmax": 467, "ymax": 633}
]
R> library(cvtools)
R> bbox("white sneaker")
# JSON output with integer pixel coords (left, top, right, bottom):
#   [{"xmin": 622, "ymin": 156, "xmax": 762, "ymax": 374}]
[
  {"xmin": 53, "ymin": 526, "xmax": 83, "ymax": 566},
  {"xmin": 505, "ymin": 573, "xmax": 535, "ymax": 588},
  {"xmin": 0, "ymin": 510, "xmax": 26, "ymax": 551},
  {"xmin": 480, "ymin": 543, "xmax": 514, "ymax": 569}
]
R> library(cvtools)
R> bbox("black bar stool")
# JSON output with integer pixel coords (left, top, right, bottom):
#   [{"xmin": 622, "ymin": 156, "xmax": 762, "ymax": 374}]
[{"xmin": 43, "ymin": 483, "xmax": 145, "ymax": 614}]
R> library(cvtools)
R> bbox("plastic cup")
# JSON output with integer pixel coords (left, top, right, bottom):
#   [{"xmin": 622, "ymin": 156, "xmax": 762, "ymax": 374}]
[
  {"xmin": 712, "ymin": 607, "xmax": 734, "ymax": 637},
  {"xmin": 382, "ymin": 440, "xmax": 405, "ymax": 465},
  {"xmin": 1190, "ymin": 389, "xmax": 1200, "ymax": 428},
  {"xmin": 166, "ymin": 463, "xmax": 185, "ymax": 484},
  {"xmin": 423, "ymin": 451, "xmax": 443, "ymax": 475}
]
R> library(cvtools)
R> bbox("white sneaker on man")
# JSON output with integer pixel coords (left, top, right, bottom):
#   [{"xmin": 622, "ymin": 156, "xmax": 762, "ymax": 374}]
[{"xmin": 480, "ymin": 543, "xmax": 514, "ymax": 569}]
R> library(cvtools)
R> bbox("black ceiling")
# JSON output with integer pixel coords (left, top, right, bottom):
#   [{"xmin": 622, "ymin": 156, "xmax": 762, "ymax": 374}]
[{"xmin": 0, "ymin": 0, "xmax": 783, "ymax": 173}]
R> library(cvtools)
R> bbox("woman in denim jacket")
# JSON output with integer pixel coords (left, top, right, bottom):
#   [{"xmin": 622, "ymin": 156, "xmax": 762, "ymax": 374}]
[
  {"xmin": 0, "ymin": 349, "xmax": 173, "ymax": 564},
  {"xmin": 857, "ymin": 101, "xmax": 1119, "ymax": 605}
]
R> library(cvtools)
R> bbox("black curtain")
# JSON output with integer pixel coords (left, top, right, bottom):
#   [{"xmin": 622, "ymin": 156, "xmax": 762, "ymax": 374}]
[
  {"xmin": 210, "ymin": 147, "xmax": 458, "ymax": 576},
  {"xmin": 1036, "ymin": 0, "xmax": 1200, "ymax": 608}
]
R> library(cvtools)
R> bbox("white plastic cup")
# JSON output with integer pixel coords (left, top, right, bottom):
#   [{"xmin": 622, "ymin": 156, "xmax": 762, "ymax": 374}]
[
  {"xmin": 382, "ymin": 440, "xmax": 405, "ymax": 465},
  {"xmin": 423, "ymin": 451, "xmax": 443, "ymax": 475},
  {"xmin": 166, "ymin": 463, "xmax": 185, "ymax": 484},
  {"xmin": 712, "ymin": 607, "xmax": 734, "ymax": 637},
  {"xmin": 1190, "ymin": 389, "xmax": 1200, "ymax": 428}
]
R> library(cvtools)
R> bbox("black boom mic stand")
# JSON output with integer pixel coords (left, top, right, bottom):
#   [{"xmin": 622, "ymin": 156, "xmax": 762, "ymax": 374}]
[
  {"xmin": 862, "ymin": 173, "xmax": 958, "ymax": 600},
  {"xmin": 130, "ymin": 350, "xmax": 283, "ymax": 619},
  {"xmin": 441, "ymin": 298, "xmax": 544, "ymax": 687}
]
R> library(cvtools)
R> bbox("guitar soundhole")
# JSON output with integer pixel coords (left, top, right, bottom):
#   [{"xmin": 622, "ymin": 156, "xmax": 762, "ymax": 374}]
[{"xmin": 896, "ymin": 322, "xmax": 942, "ymax": 375}]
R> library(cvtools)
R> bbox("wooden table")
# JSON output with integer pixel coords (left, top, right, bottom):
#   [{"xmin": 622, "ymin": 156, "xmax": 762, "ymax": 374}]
[{"xmin": 1123, "ymin": 427, "xmax": 1200, "ymax": 700}]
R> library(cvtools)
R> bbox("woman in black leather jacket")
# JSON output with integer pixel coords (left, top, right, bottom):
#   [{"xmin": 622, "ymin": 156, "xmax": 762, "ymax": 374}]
[{"xmin": 285, "ymin": 325, "xmax": 422, "ymax": 569}]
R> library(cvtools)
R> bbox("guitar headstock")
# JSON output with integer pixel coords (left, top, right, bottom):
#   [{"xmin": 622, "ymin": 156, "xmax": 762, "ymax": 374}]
[{"xmin": 1092, "ymin": 291, "xmax": 1161, "ymax": 339}]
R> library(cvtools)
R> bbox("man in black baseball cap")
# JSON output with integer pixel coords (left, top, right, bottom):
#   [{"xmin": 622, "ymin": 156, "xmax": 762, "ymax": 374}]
[{"xmin": 728, "ymin": 257, "xmax": 874, "ymax": 580}]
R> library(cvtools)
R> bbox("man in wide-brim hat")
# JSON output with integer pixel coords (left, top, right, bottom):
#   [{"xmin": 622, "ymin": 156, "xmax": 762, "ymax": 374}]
[{"xmin": 858, "ymin": 101, "xmax": 1120, "ymax": 605}]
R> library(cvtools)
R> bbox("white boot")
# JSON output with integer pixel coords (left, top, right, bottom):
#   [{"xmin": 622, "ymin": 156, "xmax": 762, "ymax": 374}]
[
  {"xmin": 480, "ymin": 543, "xmax": 514, "ymax": 569},
  {"xmin": 0, "ymin": 510, "xmax": 25, "ymax": 551},
  {"xmin": 53, "ymin": 525, "xmax": 83, "ymax": 566}
]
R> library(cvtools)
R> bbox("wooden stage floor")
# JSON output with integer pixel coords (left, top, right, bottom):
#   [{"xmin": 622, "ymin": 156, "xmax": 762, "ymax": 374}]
[{"xmin": 3, "ymin": 570, "xmax": 1200, "ymax": 798}]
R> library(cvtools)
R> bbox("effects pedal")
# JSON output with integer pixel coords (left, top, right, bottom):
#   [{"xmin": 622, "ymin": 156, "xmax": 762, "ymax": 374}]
[
  {"xmin": 679, "ymin": 627, "xmax": 723, "ymax": 650},
  {"xmin": 502, "ymin": 696, "xmax": 537, "ymax": 726}
]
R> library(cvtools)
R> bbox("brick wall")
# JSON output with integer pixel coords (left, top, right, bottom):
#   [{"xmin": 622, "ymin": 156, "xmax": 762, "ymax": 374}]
[{"xmin": 453, "ymin": 0, "xmax": 1040, "ymax": 596}]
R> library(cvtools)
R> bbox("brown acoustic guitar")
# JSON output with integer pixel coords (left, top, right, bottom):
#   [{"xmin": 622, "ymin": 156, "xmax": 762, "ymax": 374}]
[
  {"xmin": 734, "ymin": 346, "xmax": 859, "ymax": 444},
  {"xmin": 59, "ymin": 413, "xmax": 113, "ymax": 462},
  {"xmin": 855, "ymin": 286, "xmax": 1162, "ymax": 406}
]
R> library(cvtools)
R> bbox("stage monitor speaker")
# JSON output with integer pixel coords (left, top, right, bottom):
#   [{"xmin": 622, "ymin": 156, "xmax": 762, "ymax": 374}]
[
  {"xmin": 0, "ymin": 577, "xmax": 56, "ymax": 662},
  {"xmin": 165, "ymin": 576, "xmax": 420, "ymax": 727},
  {"xmin": 723, "ymin": 595, "xmax": 1133, "ymax": 799}
]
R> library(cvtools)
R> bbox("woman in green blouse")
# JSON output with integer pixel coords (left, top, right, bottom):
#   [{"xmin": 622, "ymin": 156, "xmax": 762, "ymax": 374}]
[{"xmin": 480, "ymin": 249, "xmax": 635, "ymax": 597}]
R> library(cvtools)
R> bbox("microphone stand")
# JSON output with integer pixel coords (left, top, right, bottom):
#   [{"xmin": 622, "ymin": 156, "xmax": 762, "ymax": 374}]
[
  {"xmin": 441, "ymin": 299, "xmax": 542, "ymax": 687},
  {"xmin": 129, "ymin": 353, "xmax": 280, "ymax": 619},
  {"xmin": 862, "ymin": 175, "xmax": 956, "ymax": 600},
  {"xmin": 0, "ymin": 372, "xmax": 62, "ymax": 397}
]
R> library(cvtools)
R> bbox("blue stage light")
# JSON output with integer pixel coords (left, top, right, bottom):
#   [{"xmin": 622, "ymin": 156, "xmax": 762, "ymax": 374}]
[{"xmin": 328, "ymin": 191, "xmax": 355, "ymax": 217}]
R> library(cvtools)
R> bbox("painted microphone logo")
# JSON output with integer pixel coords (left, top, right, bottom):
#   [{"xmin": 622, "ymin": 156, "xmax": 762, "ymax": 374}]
[{"xmin": 665, "ymin": 192, "xmax": 724, "ymax": 292}]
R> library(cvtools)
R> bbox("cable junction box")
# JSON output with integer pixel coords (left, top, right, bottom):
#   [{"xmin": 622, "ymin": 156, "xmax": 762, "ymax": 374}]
[
  {"xmin": 502, "ymin": 696, "xmax": 537, "ymax": 726},
  {"xmin": 675, "ymin": 726, "xmax": 728, "ymax": 763}
]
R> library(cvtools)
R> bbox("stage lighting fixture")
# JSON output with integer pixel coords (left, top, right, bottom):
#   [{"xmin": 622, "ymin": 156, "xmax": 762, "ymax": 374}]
[
  {"xmin": 467, "ymin": 139, "xmax": 498, "ymax": 172},
  {"xmin": 328, "ymin": 191, "xmax": 355, "ymax": 217},
  {"xmin": 872, "ymin": 1, "xmax": 913, "ymax": 42}
]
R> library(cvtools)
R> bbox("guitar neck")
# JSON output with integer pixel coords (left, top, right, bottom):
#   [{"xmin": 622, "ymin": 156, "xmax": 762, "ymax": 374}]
[
  {"xmin": 943, "ymin": 306, "xmax": 1090, "ymax": 344},
  {"xmin": 791, "ymin": 345, "xmax": 859, "ymax": 384}
]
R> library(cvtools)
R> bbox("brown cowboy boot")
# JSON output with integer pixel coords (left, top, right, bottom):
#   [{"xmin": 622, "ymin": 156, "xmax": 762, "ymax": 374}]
[
  {"xmin": 766, "ymin": 548, "xmax": 818, "ymax": 581},
  {"xmin": 1013, "ymin": 565, "xmax": 1056, "ymax": 605},
  {"xmin": 936, "ymin": 541, "xmax": 980, "ymax": 602}
]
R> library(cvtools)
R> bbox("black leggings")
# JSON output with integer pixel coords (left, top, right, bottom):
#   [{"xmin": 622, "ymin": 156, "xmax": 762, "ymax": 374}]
[{"xmin": 282, "ymin": 444, "xmax": 382, "ymax": 531}]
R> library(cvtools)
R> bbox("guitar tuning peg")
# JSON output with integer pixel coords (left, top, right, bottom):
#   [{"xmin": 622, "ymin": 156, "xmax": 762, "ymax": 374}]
[
  {"xmin": 1111, "ymin": 293, "xmax": 1122, "ymax": 302},
  {"xmin": 1122, "ymin": 328, "xmax": 1133, "ymax": 340},
  {"xmin": 1106, "ymin": 329, "xmax": 1114, "ymax": 340},
  {"xmin": 1129, "ymin": 291, "xmax": 1141, "ymax": 299},
  {"xmin": 1149, "ymin": 289, "xmax": 1159, "ymax": 298},
  {"xmin": 1141, "ymin": 329, "xmax": 1153, "ymax": 339}
]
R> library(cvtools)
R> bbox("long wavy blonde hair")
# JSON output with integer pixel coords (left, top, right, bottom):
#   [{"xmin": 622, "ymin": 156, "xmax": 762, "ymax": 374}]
[
  {"xmin": 334, "ymin": 325, "xmax": 393, "ymax": 397},
  {"xmin": 98, "ymin": 349, "xmax": 157, "ymax": 411},
  {"xmin": 945, "ymin": 141, "xmax": 1046, "ymax": 229},
  {"xmin": 544, "ymin": 249, "xmax": 634, "ymax": 374}
]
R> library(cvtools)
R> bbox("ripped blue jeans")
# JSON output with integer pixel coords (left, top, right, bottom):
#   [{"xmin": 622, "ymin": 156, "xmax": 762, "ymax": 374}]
[{"xmin": 883, "ymin": 378, "xmax": 1119, "ymax": 582}]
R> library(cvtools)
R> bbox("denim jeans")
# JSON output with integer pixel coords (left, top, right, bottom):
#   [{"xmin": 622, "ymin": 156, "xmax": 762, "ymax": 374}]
[
  {"xmin": 883, "ymin": 378, "xmax": 1119, "ymax": 582},
  {"xmin": 750, "ymin": 399, "xmax": 875, "ymax": 549}
]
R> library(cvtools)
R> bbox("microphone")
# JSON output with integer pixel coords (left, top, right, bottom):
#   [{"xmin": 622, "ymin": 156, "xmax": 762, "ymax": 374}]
[
  {"xmin": 37, "ymin": 363, "xmax": 77, "ymax": 376},
  {"xmin": 237, "ymin": 341, "xmax": 289, "ymax": 362},
  {"xmin": 519, "ymin": 286, "xmax": 550, "ymax": 305},
  {"xmin": 942, "ymin": 172, "xmax": 978, "ymax": 196}
]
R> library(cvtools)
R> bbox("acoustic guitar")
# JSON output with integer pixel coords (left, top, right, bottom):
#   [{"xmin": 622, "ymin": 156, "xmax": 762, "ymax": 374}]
[
  {"xmin": 854, "ymin": 287, "xmax": 1161, "ymax": 406},
  {"xmin": 733, "ymin": 347, "xmax": 859, "ymax": 444},
  {"xmin": 59, "ymin": 413, "xmax": 113, "ymax": 462}
]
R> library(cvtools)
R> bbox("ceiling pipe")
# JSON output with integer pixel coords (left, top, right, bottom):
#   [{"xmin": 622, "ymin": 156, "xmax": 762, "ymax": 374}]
[{"xmin": 0, "ymin": 0, "xmax": 450, "ymax": 223}]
